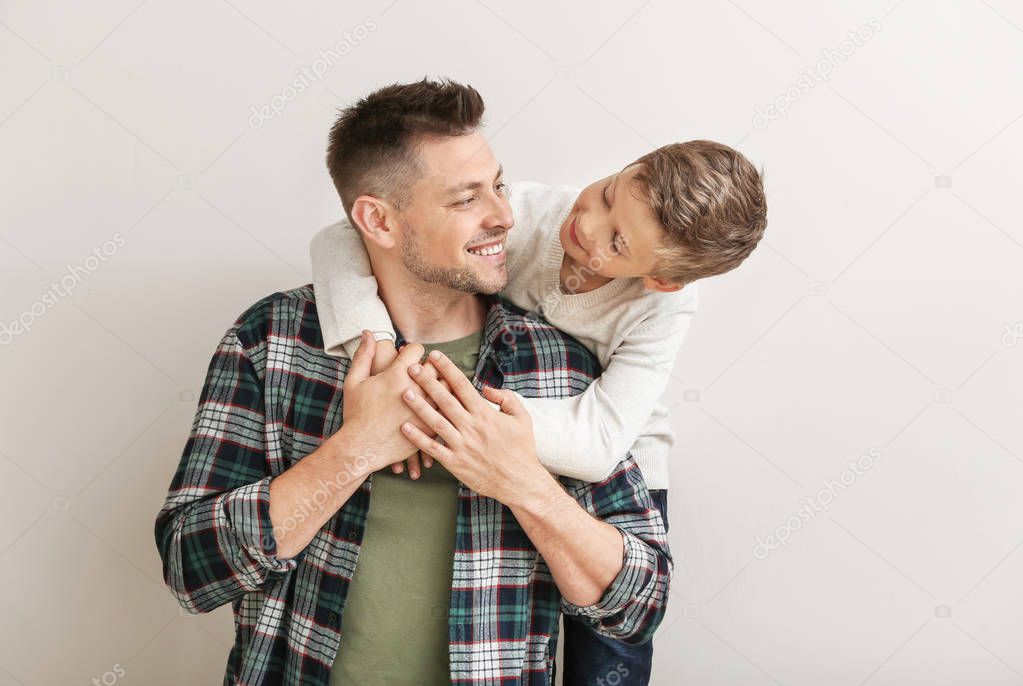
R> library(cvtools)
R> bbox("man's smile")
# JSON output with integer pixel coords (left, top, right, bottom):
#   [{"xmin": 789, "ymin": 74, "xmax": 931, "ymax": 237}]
[{"xmin": 466, "ymin": 238, "xmax": 506, "ymax": 261}]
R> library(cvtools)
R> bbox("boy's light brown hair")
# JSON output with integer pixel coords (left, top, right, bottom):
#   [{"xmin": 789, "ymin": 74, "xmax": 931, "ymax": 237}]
[{"xmin": 632, "ymin": 140, "xmax": 767, "ymax": 285}]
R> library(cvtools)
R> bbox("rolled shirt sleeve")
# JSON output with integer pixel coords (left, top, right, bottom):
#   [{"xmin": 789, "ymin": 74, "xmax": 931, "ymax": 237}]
[
  {"xmin": 154, "ymin": 326, "xmax": 298, "ymax": 614},
  {"xmin": 558, "ymin": 458, "xmax": 672, "ymax": 644}
]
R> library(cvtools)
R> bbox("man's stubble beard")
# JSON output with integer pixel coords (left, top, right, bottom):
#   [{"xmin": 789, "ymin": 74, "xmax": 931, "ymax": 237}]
[{"xmin": 399, "ymin": 222, "xmax": 507, "ymax": 295}]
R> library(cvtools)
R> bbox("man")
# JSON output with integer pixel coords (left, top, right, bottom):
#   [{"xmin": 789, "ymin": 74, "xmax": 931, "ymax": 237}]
[{"xmin": 154, "ymin": 78, "xmax": 670, "ymax": 686}]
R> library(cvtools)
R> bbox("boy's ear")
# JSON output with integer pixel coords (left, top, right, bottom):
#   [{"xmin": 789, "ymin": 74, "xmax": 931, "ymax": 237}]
[
  {"xmin": 642, "ymin": 274, "xmax": 685, "ymax": 292},
  {"xmin": 350, "ymin": 195, "xmax": 398, "ymax": 249}
]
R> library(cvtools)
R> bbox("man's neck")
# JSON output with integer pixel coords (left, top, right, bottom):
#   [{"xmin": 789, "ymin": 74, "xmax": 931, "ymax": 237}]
[{"xmin": 377, "ymin": 276, "xmax": 487, "ymax": 344}]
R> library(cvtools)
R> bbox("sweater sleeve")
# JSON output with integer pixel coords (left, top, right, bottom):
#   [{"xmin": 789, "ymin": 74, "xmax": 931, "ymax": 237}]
[
  {"xmin": 309, "ymin": 219, "xmax": 396, "ymax": 359},
  {"xmin": 518, "ymin": 286, "xmax": 698, "ymax": 482}
]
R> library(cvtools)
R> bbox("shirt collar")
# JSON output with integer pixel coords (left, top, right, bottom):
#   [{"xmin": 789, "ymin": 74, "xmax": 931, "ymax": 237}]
[{"xmin": 391, "ymin": 293, "xmax": 518, "ymax": 369}]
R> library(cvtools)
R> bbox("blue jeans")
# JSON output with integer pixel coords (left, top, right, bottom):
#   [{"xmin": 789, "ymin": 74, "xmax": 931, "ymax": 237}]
[{"xmin": 560, "ymin": 489, "xmax": 669, "ymax": 686}]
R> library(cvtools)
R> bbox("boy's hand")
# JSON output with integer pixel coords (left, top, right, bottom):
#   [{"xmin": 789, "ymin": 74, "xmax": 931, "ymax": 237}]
[
  {"xmin": 366, "ymin": 338, "xmax": 429, "ymax": 479},
  {"xmin": 369, "ymin": 337, "xmax": 398, "ymax": 375},
  {"xmin": 377, "ymin": 341, "xmax": 453, "ymax": 480}
]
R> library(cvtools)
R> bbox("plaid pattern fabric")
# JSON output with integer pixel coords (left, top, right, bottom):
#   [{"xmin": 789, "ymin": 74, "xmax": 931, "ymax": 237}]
[{"xmin": 154, "ymin": 285, "xmax": 671, "ymax": 686}]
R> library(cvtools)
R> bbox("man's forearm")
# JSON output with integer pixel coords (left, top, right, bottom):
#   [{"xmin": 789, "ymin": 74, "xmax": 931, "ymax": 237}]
[
  {"xmin": 508, "ymin": 472, "xmax": 625, "ymax": 606},
  {"xmin": 268, "ymin": 426, "xmax": 377, "ymax": 559}
]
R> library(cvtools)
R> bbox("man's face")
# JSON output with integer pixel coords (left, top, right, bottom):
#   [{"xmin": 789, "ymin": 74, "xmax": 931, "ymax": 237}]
[
  {"xmin": 392, "ymin": 132, "xmax": 514, "ymax": 295},
  {"xmin": 559, "ymin": 163, "xmax": 668, "ymax": 281}
]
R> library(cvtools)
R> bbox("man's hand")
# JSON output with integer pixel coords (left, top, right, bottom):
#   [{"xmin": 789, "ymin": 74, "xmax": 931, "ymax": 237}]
[
  {"xmin": 333, "ymin": 331, "xmax": 434, "ymax": 472},
  {"xmin": 369, "ymin": 338, "xmax": 420, "ymax": 477},
  {"xmin": 396, "ymin": 349, "xmax": 633, "ymax": 609},
  {"xmin": 397, "ymin": 349, "xmax": 551, "ymax": 507}
]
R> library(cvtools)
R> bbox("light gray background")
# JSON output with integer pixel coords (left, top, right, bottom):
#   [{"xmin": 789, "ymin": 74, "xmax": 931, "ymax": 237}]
[{"xmin": 1, "ymin": 1, "xmax": 1021, "ymax": 684}]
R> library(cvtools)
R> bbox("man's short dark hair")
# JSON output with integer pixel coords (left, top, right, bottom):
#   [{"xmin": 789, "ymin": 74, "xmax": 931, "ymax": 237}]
[{"xmin": 326, "ymin": 78, "xmax": 486, "ymax": 220}]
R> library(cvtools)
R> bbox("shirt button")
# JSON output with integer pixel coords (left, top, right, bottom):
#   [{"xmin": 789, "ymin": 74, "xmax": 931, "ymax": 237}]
[
  {"xmin": 348, "ymin": 528, "xmax": 358, "ymax": 538},
  {"xmin": 329, "ymin": 611, "xmax": 339, "ymax": 625}
]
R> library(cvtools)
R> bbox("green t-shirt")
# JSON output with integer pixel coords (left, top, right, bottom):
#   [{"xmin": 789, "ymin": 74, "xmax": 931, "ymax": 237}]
[{"xmin": 330, "ymin": 328, "xmax": 483, "ymax": 686}]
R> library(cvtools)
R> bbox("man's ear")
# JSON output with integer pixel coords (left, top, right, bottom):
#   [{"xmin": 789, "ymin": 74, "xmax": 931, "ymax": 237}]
[
  {"xmin": 642, "ymin": 275, "xmax": 685, "ymax": 293},
  {"xmin": 350, "ymin": 195, "xmax": 398, "ymax": 249}
]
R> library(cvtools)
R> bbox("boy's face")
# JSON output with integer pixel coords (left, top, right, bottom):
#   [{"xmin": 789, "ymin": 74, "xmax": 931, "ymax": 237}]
[{"xmin": 559, "ymin": 164, "xmax": 683, "ymax": 292}]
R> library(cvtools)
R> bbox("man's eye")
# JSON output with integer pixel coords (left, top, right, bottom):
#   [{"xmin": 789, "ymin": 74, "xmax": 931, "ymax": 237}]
[
  {"xmin": 495, "ymin": 182, "xmax": 509, "ymax": 196},
  {"xmin": 456, "ymin": 196, "xmax": 477, "ymax": 207},
  {"xmin": 603, "ymin": 183, "xmax": 611, "ymax": 208}
]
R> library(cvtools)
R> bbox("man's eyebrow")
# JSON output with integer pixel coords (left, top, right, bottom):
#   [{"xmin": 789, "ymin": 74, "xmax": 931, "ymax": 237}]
[{"xmin": 445, "ymin": 165, "xmax": 504, "ymax": 197}]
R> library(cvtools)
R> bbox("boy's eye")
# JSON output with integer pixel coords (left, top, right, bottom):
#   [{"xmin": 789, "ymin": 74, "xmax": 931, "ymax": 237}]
[{"xmin": 610, "ymin": 231, "xmax": 621, "ymax": 255}]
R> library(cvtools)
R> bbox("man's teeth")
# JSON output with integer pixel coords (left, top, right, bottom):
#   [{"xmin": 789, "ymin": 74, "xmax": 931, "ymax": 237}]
[{"xmin": 467, "ymin": 243, "xmax": 504, "ymax": 256}]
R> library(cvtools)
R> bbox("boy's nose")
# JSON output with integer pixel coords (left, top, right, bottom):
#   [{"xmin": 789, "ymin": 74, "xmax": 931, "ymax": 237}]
[{"xmin": 576, "ymin": 219, "xmax": 596, "ymax": 252}]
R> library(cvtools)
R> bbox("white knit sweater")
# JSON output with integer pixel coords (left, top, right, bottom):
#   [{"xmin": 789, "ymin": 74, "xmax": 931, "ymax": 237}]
[{"xmin": 310, "ymin": 181, "xmax": 698, "ymax": 489}]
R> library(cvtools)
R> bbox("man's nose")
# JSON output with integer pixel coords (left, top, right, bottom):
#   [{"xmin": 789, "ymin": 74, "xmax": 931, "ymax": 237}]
[{"xmin": 483, "ymin": 193, "xmax": 514, "ymax": 231}]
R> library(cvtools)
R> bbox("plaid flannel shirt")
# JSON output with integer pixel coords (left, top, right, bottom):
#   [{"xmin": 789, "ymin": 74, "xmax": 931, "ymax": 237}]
[{"xmin": 154, "ymin": 285, "xmax": 671, "ymax": 686}]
